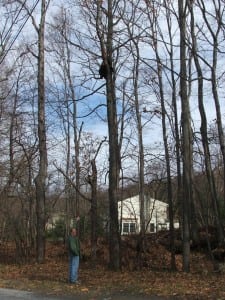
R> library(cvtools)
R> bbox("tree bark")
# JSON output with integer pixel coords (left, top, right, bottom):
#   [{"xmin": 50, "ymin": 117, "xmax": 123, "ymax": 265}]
[
  {"xmin": 90, "ymin": 159, "xmax": 97, "ymax": 266},
  {"xmin": 178, "ymin": 0, "xmax": 192, "ymax": 272},
  {"xmin": 198, "ymin": 0, "xmax": 225, "ymax": 211},
  {"xmin": 189, "ymin": 2, "xmax": 224, "ymax": 247},
  {"xmin": 105, "ymin": 0, "xmax": 121, "ymax": 271},
  {"xmin": 165, "ymin": 0, "xmax": 183, "ymax": 241},
  {"xmin": 35, "ymin": 0, "xmax": 47, "ymax": 263}
]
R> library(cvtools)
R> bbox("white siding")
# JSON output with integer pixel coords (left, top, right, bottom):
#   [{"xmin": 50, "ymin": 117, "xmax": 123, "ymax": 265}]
[{"xmin": 118, "ymin": 195, "xmax": 169, "ymax": 234}]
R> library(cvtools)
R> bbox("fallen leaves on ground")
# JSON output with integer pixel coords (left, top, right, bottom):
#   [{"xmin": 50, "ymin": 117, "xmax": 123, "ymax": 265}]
[{"xmin": 0, "ymin": 240, "xmax": 224, "ymax": 299}]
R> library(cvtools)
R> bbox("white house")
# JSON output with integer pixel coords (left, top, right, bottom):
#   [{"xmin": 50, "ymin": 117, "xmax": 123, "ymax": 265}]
[{"xmin": 118, "ymin": 195, "xmax": 176, "ymax": 234}]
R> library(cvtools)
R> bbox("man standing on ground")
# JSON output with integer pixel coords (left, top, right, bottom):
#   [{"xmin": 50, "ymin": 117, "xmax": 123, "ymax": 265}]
[{"xmin": 68, "ymin": 227, "xmax": 80, "ymax": 284}]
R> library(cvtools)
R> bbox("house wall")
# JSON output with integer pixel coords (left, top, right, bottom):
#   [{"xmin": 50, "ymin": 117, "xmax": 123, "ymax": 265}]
[
  {"xmin": 118, "ymin": 195, "xmax": 169, "ymax": 234},
  {"xmin": 118, "ymin": 196, "xmax": 140, "ymax": 234}
]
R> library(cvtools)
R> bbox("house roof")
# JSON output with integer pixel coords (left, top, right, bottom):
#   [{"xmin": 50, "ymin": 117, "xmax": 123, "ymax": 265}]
[{"xmin": 118, "ymin": 195, "xmax": 168, "ymax": 207}]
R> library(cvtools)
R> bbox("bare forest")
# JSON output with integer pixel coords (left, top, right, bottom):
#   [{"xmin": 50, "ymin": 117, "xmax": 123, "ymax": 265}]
[{"xmin": 1, "ymin": 1, "xmax": 225, "ymax": 295}]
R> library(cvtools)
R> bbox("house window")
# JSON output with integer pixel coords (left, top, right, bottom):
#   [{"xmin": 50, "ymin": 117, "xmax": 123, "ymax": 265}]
[
  {"xmin": 122, "ymin": 222, "xmax": 136, "ymax": 234},
  {"xmin": 130, "ymin": 223, "xmax": 136, "ymax": 233},
  {"xmin": 150, "ymin": 223, "xmax": 155, "ymax": 232},
  {"xmin": 123, "ymin": 223, "xmax": 129, "ymax": 233}
]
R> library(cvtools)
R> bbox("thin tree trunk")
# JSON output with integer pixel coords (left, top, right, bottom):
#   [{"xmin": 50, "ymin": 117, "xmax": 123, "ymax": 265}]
[
  {"xmin": 189, "ymin": 3, "xmax": 224, "ymax": 247},
  {"xmin": 130, "ymin": 36, "xmax": 145, "ymax": 269},
  {"xmin": 90, "ymin": 159, "xmax": 97, "ymax": 266},
  {"xmin": 9, "ymin": 68, "xmax": 21, "ymax": 186},
  {"xmin": 149, "ymin": 2, "xmax": 177, "ymax": 270},
  {"xmin": 35, "ymin": 0, "xmax": 47, "ymax": 263},
  {"xmin": 198, "ymin": 0, "xmax": 225, "ymax": 213},
  {"xmin": 66, "ymin": 47, "xmax": 81, "ymax": 219},
  {"xmin": 178, "ymin": 0, "xmax": 192, "ymax": 272},
  {"xmin": 165, "ymin": 2, "xmax": 183, "ymax": 252},
  {"xmin": 156, "ymin": 58, "xmax": 176, "ymax": 270},
  {"xmin": 65, "ymin": 100, "xmax": 71, "ymax": 238}
]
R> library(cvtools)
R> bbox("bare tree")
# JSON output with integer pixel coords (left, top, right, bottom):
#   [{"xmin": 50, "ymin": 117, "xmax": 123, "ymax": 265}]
[
  {"xmin": 153, "ymin": 21, "xmax": 176, "ymax": 273},
  {"xmin": 54, "ymin": 132, "xmax": 106, "ymax": 265},
  {"xmin": 121, "ymin": 4, "xmax": 146, "ymax": 265},
  {"xmin": 34, "ymin": 0, "xmax": 49, "ymax": 263},
  {"xmin": 196, "ymin": 0, "xmax": 225, "ymax": 219},
  {"xmin": 95, "ymin": 0, "xmax": 121, "ymax": 270},
  {"xmin": 178, "ymin": 0, "xmax": 192, "ymax": 272},
  {"xmin": 86, "ymin": 137, "xmax": 107, "ymax": 265},
  {"xmin": 162, "ymin": 0, "xmax": 183, "ymax": 236},
  {"xmin": 189, "ymin": 1, "xmax": 224, "ymax": 261},
  {"xmin": 0, "ymin": 49, "xmax": 38, "ymax": 261}
]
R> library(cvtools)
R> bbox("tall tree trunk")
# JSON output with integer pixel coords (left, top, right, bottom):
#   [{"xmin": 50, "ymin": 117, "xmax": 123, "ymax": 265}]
[
  {"xmin": 73, "ymin": 102, "xmax": 80, "ymax": 217},
  {"xmin": 178, "ymin": 0, "xmax": 192, "ymax": 272},
  {"xmin": 58, "ymin": 10, "xmax": 81, "ymax": 233},
  {"xmin": 65, "ymin": 100, "xmax": 71, "ymax": 238},
  {"xmin": 165, "ymin": 1, "xmax": 182, "ymax": 235},
  {"xmin": 35, "ymin": 0, "xmax": 47, "ymax": 263},
  {"xmin": 90, "ymin": 159, "xmax": 97, "ymax": 266},
  {"xmin": 156, "ymin": 58, "xmax": 176, "ymax": 270},
  {"xmin": 198, "ymin": 0, "xmax": 225, "ymax": 214},
  {"xmin": 87, "ymin": 138, "xmax": 106, "ymax": 266},
  {"xmin": 189, "ymin": 3, "xmax": 224, "ymax": 247},
  {"xmin": 149, "ymin": 1, "xmax": 177, "ymax": 271},
  {"xmin": 130, "ymin": 35, "xmax": 145, "ymax": 268},
  {"xmin": 9, "ymin": 67, "xmax": 21, "ymax": 187},
  {"xmin": 65, "ymin": 38, "xmax": 81, "ymax": 219},
  {"xmin": 106, "ymin": 0, "xmax": 121, "ymax": 271}
]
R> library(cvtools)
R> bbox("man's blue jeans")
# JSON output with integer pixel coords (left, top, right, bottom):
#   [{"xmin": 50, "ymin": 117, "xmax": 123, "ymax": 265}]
[{"xmin": 69, "ymin": 254, "xmax": 79, "ymax": 283}]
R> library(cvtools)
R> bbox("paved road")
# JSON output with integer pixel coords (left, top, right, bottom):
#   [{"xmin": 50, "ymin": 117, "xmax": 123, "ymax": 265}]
[
  {"xmin": 0, "ymin": 288, "xmax": 178, "ymax": 300},
  {"xmin": 0, "ymin": 288, "xmax": 67, "ymax": 300}
]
